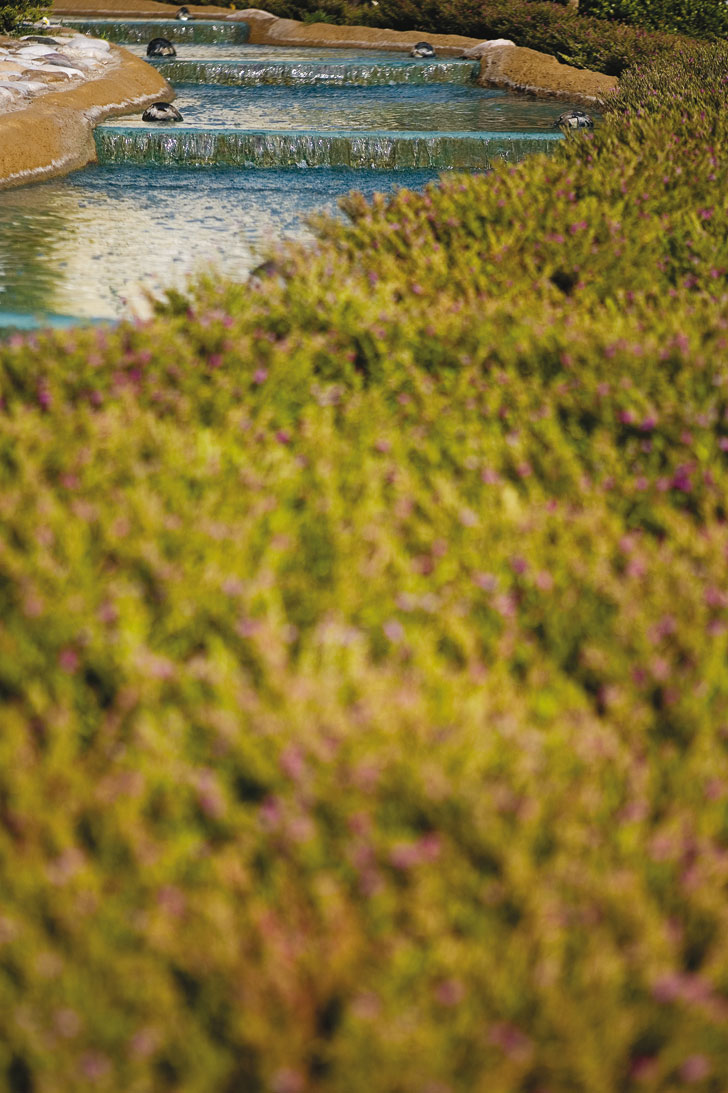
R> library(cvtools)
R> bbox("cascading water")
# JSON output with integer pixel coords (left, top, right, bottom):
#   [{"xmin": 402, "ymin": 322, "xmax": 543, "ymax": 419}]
[
  {"xmin": 151, "ymin": 58, "xmax": 480, "ymax": 87},
  {"xmin": 57, "ymin": 18, "xmax": 251, "ymax": 44},
  {"xmin": 2, "ymin": 18, "xmax": 592, "ymax": 329},
  {"xmin": 94, "ymin": 127, "xmax": 562, "ymax": 170}
]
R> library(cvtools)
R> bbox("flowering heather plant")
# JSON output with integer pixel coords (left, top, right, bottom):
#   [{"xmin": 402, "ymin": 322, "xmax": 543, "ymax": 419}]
[
  {"xmin": 4, "ymin": 32, "xmax": 728, "ymax": 1093},
  {"xmin": 580, "ymin": 0, "xmax": 728, "ymax": 39}
]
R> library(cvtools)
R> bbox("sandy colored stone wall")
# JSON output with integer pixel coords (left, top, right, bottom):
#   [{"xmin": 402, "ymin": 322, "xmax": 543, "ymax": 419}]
[
  {"xmin": 475, "ymin": 43, "xmax": 615, "ymax": 103},
  {"xmin": 0, "ymin": 45, "xmax": 172, "ymax": 190},
  {"xmin": 230, "ymin": 11, "xmax": 616, "ymax": 103}
]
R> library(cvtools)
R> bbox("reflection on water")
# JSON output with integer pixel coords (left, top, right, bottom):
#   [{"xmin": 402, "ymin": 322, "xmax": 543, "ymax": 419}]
[
  {"xmin": 58, "ymin": 18, "xmax": 250, "ymax": 44},
  {"xmin": 106, "ymin": 83, "xmax": 580, "ymax": 133},
  {"xmin": 0, "ymin": 199, "xmax": 71, "ymax": 316},
  {"xmin": 0, "ymin": 166, "xmax": 440, "ymax": 325},
  {"xmin": 125, "ymin": 43, "xmax": 413, "ymax": 63}
]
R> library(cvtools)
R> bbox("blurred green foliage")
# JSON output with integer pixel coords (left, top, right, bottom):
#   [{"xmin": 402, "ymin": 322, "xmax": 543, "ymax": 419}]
[
  {"xmin": 579, "ymin": 0, "xmax": 728, "ymax": 39},
  {"xmin": 2, "ymin": 29, "xmax": 728, "ymax": 1093},
  {"xmin": 0, "ymin": 0, "xmax": 52, "ymax": 34}
]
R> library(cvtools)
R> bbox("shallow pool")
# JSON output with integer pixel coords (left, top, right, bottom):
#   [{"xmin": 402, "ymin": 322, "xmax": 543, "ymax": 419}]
[
  {"xmin": 107, "ymin": 82, "xmax": 573, "ymax": 133},
  {"xmin": 125, "ymin": 43, "xmax": 418, "ymax": 64},
  {"xmin": 0, "ymin": 166, "xmax": 441, "ymax": 327}
]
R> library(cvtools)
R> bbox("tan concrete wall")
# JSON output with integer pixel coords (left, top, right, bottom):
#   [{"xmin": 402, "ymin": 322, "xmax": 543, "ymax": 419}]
[{"xmin": 0, "ymin": 46, "xmax": 172, "ymax": 190}]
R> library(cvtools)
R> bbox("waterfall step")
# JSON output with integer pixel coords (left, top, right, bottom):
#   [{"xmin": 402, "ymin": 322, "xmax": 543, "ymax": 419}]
[
  {"xmin": 148, "ymin": 58, "xmax": 479, "ymax": 87},
  {"xmin": 150, "ymin": 58, "xmax": 480, "ymax": 87},
  {"xmin": 94, "ymin": 126, "xmax": 562, "ymax": 170},
  {"xmin": 57, "ymin": 18, "xmax": 250, "ymax": 44}
]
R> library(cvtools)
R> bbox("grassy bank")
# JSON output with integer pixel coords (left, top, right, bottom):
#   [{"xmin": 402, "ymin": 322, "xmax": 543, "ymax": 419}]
[{"xmin": 2, "ymin": 30, "xmax": 728, "ymax": 1093}]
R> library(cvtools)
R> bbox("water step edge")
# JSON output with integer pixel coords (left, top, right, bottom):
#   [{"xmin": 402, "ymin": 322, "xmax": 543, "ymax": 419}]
[
  {"xmin": 149, "ymin": 58, "xmax": 480, "ymax": 87},
  {"xmin": 94, "ymin": 127, "xmax": 563, "ymax": 170},
  {"xmin": 57, "ymin": 18, "xmax": 251, "ymax": 44}
]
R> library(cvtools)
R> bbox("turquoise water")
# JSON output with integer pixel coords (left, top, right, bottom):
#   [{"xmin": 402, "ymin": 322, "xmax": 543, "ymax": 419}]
[
  {"xmin": 95, "ymin": 128, "xmax": 560, "ymax": 170},
  {"xmin": 125, "ymin": 44, "xmax": 419, "ymax": 63},
  {"xmin": 55, "ymin": 18, "xmax": 251, "ymax": 43},
  {"xmin": 95, "ymin": 83, "xmax": 568, "ymax": 172},
  {"xmin": 1, "ymin": 24, "xmax": 584, "ymax": 330},
  {"xmin": 0, "ymin": 166, "xmax": 441, "ymax": 326},
  {"xmin": 126, "ymin": 43, "xmax": 481, "ymax": 86},
  {"xmin": 146, "ymin": 57, "xmax": 480, "ymax": 87},
  {"xmin": 104, "ymin": 83, "xmax": 572, "ymax": 132}
]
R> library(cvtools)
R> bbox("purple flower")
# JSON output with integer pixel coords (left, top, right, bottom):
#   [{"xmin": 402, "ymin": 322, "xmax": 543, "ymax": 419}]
[
  {"xmin": 680, "ymin": 1056, "xmax": 711, "ymax": 1083},
  {"xmin": 383, "ymin": 619, "xmax": 405, "ymax": 643}
]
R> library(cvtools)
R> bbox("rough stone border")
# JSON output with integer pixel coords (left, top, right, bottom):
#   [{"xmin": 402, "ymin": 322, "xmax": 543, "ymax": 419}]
[
  {"xmin": 0, "ymin": 45, "xmax": 172, "ymax": 190},
  {"xmin": 227, "ymin": 9, "xmax": 616, "ymax": 104}
]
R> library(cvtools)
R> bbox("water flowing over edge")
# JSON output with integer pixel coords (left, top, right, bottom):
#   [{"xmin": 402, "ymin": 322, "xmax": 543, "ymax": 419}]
[
  {"xmin": 94, "ymin": 127, "xmax": 562, "ymax": 170},
  {"xmin": 151, "ymin": 58, "xmax": 479, "ymax": 87},
  {"xmin": 58, "ymin": 19, "xmax": 251, "ymax": 44}
]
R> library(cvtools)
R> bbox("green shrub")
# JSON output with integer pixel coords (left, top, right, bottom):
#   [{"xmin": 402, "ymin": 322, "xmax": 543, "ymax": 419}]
[
  {"xmin": 0, "ymin": 0, "xmax": 52, "ymax": 34},
  {"xmin": 579, "ymin": 0, "xmax": 728, "ymax": 39},
  {"xmin": 3, "ymin": 29, "xmax": 728, "ymax": 1093},
  {"xmin": 213, "ymin": 0, "xmax": 705, "ymax": 76}
]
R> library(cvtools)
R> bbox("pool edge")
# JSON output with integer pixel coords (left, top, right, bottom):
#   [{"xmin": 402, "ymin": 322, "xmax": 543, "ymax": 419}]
[{"xmin": 0, "ymin": 45, "xmax": 173, "ymax": 191}]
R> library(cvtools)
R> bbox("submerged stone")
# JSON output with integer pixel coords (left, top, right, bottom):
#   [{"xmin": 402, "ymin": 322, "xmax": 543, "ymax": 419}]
[
  {"xmin": 147, "ymin": 37, "xmax": 177, "ymax": 58},
  {"xmin": 411, "ymin": 41, "xmax": 436, "ymax": 59},
  {"xmin": 554, "ymin": 109, "xmax": 593, "ymax": 129},
  {"xmin": 142, "ymin": 101, "xmax": 184, "ymax": 122}
]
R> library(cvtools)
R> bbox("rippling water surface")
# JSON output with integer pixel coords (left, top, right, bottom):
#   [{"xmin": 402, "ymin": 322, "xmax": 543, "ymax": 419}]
[
  {"xmin": 125, "ymin": 43, "xmax": 412, "ymax": 63},
  {"xmin": 1, "ymin": 38, "xmax": 590, "ymax": 330},
  {"xmin": 107, "ymin": 82, "xmax": 576, "ymax": 133},
  {"xmin": 0, "ymin": 166, "xmax": 441, "ymax": 326}
]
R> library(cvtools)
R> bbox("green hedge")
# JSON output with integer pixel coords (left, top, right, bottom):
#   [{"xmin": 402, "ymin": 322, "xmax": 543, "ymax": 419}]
[
  {"xmin": 1, "ymin": 0, "xmax": 51, "ymax": 34},
  {"xmin": 579, "ymin": 0, "xmax": 728, "ymax": 38},
  {"xmin": 2, "ymin": 32, "xmax": 728, "ymax": 1093},
  {"xmin": 216, "ymin": 0, "xmax": 717, "ymax": 74}
]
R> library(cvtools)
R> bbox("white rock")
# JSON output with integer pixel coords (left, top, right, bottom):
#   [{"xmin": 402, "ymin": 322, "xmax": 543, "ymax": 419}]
[
  {"xmin": 33, "ymin": 63, "xmax": 85, "ymax": 77},
  {"xmin": 225, "ymin": 7, "xmax": 277, "ymax": 20},
  {"xmin": 65, "ymin": 36, "xmax": 111, "ymax": 52},
  {"xmin": 461, "ymin": 39, "xmax": 515, "ymax": 58},
  {"xmin": 63, "ymin": 47, "xmax": 109, "ymax": 65},
  {"xmin": 16, "ymin": 44, "xmax": 59, "ymax": 57},
  {"xmin": 2, "ymin": 79, "xmax": 45, "ymax": 93}
]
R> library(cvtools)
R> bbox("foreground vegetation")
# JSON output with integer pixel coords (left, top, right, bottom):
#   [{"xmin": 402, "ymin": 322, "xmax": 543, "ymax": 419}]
[{"xmin": 3, "ymin": 23, "xmax": 728, "ymax": 1093}]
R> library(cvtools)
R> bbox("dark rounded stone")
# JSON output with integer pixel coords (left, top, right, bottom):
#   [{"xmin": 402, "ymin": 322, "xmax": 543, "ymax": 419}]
[
  {"xmin": 142, "ymin": 101, "xmax": 184, "ymax": 122},
  {"xmin": 554, "ymin": 109, "xmax": 594, "ymax": 130},
  {"xmin": 146, "ymin": 37, "xmax": 176, "ymax": 57}
]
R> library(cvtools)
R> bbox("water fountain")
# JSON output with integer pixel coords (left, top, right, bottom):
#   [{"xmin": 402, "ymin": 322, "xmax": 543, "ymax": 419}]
[{"xmin": 0, "ymin": 16, "xmax": 587, "ymax": 330}]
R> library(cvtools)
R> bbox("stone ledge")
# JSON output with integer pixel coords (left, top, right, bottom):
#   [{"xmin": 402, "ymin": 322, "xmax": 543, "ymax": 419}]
[
  {"xmin": 0, "ymin": 45, "xmax": 172, "ymax": 189},
  {"xmin": 225, "ymin": 10, "xmax": 616, "ymax": 102}
]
